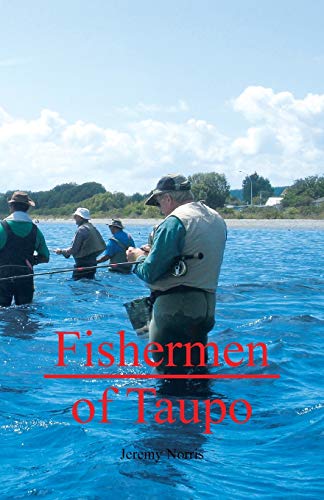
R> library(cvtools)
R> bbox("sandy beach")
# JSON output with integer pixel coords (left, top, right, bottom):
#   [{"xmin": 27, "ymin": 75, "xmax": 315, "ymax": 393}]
[
  {"xmin": 224, "ymin": 219, "xmax": 324, "ymax": 229},
  {"xmin": 37, "ymin": 218, "xmax": 324, "ymax": 230}
]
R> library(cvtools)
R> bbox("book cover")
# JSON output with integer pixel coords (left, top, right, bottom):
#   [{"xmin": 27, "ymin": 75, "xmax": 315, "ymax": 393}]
[{"xmin": 1, "ymin": 2, "xmax": 323, "ymax": 498}]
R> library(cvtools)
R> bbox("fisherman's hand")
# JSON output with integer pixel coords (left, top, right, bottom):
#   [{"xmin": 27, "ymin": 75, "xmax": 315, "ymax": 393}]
[
  {"xmin": 127, "ymin": 247, "xmax": 146, "ymax": 262},
  {"xmin": 140, "ymin": 244, "xmax": 151, "ymax": 255}
]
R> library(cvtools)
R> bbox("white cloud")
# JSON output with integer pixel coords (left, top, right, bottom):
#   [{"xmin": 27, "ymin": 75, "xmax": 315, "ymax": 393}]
[
  {"xmin": 0, "ymin": 88, "xmax": 324, "ymax": 195},
  {"xmin": 232, "ymin": 126, "xmax": 282, "ymax": 156},
  {"xmin": 129, "ymin": 118, "xmax": 228, "ymax": 167},
  {"xmin": 230, "ymin": 86, "xmax": 324, "ymax": 183},
  {"xmin": 115, "ymin": 99, "xmax": 189, "ymax": 117}
]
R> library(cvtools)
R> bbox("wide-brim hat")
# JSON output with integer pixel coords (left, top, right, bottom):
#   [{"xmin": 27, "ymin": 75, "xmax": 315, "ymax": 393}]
[
  {"xmin": 8, "ymin": 191, "xmax": 35, "ymax": 207},
  {"xmin": 107, "ymin": 219, "xmax": 124, "ymax": 229},
  {"xmin": 73, "ymin": 207, "xmax": 91, "ymax": 220},
  {"xmin": 145, "ymin": 174, "xmax": 191, "ymax": 206}
]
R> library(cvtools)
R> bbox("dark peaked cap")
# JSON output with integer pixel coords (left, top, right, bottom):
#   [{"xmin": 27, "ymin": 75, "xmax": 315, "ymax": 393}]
[{"xmin": 145, "ymin": 174, "xmax": 191, "ymax": 206}]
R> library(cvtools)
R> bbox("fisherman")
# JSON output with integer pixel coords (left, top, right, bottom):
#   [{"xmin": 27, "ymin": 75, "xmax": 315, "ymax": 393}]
[
  {"xmin": 127, "ymin": 174, "xmax": 227, "ymax": 373},
  {"xmin": 0, "ymin": 191, "xmax": 49, "ymax": 306},
  {"xmin": 97, "ymin": 219, "xmax": 135, "ymax": 274},
  {"xmin": 55, "ymin": 208, "xmax": 106, "ymax": 280}
]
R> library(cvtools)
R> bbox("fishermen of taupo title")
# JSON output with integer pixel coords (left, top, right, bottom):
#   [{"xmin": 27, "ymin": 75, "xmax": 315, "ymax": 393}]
[{"xmin": 45, "ymin": 330, "xmax": 273, "ymax": 433}]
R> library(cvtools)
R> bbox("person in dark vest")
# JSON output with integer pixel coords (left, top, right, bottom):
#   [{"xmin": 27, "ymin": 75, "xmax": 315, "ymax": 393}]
[
  {"xmin": 0, "ymin": 191, "xmax": 50, "ymax": 306},
  {"xmin": 55, "ymin": 208, "xmax": 106, "ymax": 280},
  {"xmin": 97, "ymin": 219, "xmax": 135, "ymax": 274}
]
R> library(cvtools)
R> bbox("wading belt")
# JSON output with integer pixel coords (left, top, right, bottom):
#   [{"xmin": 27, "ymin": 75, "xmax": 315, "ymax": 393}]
[{"xmin": 149, "ymin": 285, "xmax": 209, "ymax": 307}]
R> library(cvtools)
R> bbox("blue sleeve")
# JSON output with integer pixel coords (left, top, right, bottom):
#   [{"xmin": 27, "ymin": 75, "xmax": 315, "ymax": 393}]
[
  {"xmin": 134, "ymin": 216, "xmax": 186, "ymax": 284},
  {"xmin": 129, "ymin": 235, "xmax": 135, "ymax": 247},
  {"xmin": 104, "ymin": 239, "xmax": 118, "ymax": 257}
]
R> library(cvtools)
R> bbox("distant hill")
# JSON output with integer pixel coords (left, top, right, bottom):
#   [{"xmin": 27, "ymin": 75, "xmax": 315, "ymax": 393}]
[
  {"xmin": 0, "ymin": 182, "xmax": 154, "ymax": 218},
  {"xmin": 0, "ymin": 181, "xmax": 296, "ymax": 219},
  {"xmin": 273, "ymin": 186, "xmax": 288, "ymax": 196},
  {"xmin": 30, "ymin": 182, "xmax": 106, "ymax": 209},
  {"xmin": 230, "ymin": 189, "xmax": 243, "ymax": 200},
  {"xmin": 0, "ymin": 182, "xmax": 106, "ymax": 214}
]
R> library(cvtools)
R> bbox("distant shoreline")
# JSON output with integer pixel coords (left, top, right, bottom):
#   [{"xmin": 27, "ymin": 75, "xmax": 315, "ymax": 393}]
[{"xmin": 35, "ymin": 218, "xmax": 324, "ymax": 230}]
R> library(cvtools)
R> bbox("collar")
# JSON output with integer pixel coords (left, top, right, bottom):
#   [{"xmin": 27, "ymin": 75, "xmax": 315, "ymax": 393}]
[{"xmin": 5, "ymin": 211, "xmax": 33, "ymax": 222}]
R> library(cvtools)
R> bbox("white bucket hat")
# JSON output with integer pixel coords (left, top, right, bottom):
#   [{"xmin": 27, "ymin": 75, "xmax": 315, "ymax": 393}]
[{"xmin": 73, "ymin": 207, "xmax": 91, "ymax": 220}]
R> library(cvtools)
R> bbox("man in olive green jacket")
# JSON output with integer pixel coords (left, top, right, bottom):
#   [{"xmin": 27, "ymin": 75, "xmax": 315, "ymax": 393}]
[
  {"xmin": 127, "ymin": 174, "xmax": 227, "ymax": 373},
  {"xmin": 55, "ymin": 207, "xmax": 106, "ymax": 280}
]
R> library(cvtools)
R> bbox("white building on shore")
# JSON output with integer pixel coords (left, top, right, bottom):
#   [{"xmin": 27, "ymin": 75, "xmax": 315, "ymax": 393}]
[{"xmin": 265, "ymin": 197, "xmax": 283, "ymax": 207}]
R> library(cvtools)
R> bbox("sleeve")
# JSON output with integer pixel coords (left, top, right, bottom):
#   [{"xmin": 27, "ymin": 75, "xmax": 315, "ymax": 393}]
[
  {"xmin": 35, "ymin": 228, "xmax": 50, "ymax": 262},
  {"xmin": 63, "ymin": 226, "xmax": 89, "ymax": 257},
  {"xmin": 134, "ymin": 216, "xmax": 186, "ymax": 284},
  {"xmin": 0, "ymin": 224, "xmax": 7, "ymax": 251},
  {"xmin": 103, "ymin": 238, "xmax": 118, "ymax": 257},
  {"xmin": 128, "ymin": 234, "xmax": 135, "ymax": 247}
]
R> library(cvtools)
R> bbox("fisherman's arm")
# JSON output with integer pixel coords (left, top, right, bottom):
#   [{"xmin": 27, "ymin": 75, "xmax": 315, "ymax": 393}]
[
  {"xmin": 55, "ymin": 226, "xmax": 89, "ymax": 258},
  {"xmin": 128, "ymin": 216, "xmax": 186, "ymax": 284},
  {"xmin": 34, "ymin": 229, "xmax": 50, "ymax": 264},
  {"xmin": 0, "ymin": 224, "xmax": 7, "ymax": 251},
  {"xmin": 96, "ymin": 239, "xmax": 117, "ymax": 264},
  {"xmin": 129, "ymin": 235, "xmax": 135, "ymax": 247}
]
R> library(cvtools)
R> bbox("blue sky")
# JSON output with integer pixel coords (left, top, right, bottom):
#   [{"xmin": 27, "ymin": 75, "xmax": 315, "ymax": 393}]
[{"xmin": 1, "ymin": 0, "xmax": 324, "ymax": 193}]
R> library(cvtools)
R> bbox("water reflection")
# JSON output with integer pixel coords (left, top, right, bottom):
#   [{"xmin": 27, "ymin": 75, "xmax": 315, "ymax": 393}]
[
  {"xmin": 118, "ymin": 374, "xmax": 229, "ymax": 488},
  {"xmin": 0, "ymin": 306, "xmax": 41, "ymax": 339},
  {"xmin": 118, "ymin": 410, "xmax": 208, "ymax": 487}
]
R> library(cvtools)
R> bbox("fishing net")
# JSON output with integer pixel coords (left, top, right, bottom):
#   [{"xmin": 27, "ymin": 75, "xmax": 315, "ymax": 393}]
[{"xmin": 124, "ymin": 296, "xmax": 152, "ymax": 337}]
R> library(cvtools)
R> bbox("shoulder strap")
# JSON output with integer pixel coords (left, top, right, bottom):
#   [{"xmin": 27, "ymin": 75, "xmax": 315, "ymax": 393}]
[
  {"xmin": 1, "ymin": 220, "xmax": 11, "ymax": 234},
  {"xmin": 1, "ymin": 220, "xmax": 37, "ymax": 242},
  {"xmin": 31, "ymin": 223, "xmax": 37, "ymax": 243},
  {"xmin": 109, "ymin": 237, "xmax": 128, "ymax": 251}
]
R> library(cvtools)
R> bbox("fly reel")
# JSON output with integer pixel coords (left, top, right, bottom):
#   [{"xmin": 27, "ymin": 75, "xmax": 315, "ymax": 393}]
[
  {"xmin": 171, "ymin": 259, "xmax": 187, "ymax": 277},
  {"xmin": 171, "ymin": 252, "xmax": 204, "ymax": 277}
]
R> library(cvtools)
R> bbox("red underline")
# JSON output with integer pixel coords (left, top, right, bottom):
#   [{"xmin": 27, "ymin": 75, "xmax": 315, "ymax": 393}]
[{"xmin": 44, "ymin": 373, "xmax": 280, "ymax": 380}]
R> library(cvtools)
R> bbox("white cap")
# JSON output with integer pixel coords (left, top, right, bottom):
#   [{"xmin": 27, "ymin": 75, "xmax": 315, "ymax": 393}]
[{"xmin": 73, "ymin": 207, "xmax": 91, "ymax": 220}]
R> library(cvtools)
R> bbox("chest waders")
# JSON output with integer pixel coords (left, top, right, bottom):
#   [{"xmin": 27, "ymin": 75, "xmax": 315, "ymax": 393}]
[{"xmin": 0, "ymin": 221, "xmax": 37, "ymax": 306}]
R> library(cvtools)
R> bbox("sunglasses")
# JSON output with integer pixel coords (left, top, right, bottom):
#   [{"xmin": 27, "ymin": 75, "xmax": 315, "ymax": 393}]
[{"xmin": 156, "ymin": 194, "xmax": 169, "ymax": 206}]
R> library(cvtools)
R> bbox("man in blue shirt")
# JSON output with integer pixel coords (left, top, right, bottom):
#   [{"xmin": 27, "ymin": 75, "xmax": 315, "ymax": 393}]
[{"xmin": 97, "ymin": 219, "xmax": 135, "ymax": 274}]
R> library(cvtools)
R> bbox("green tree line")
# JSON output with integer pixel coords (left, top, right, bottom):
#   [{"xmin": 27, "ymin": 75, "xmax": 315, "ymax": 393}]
[{"xmin": 1, "ymin": 172, "xmax": 323, "ymax": 219}]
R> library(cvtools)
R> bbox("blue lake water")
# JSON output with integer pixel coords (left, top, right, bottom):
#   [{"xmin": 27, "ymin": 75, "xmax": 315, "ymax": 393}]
[{"xmin": 1, "ymin": 222, "xmax": 323, "ymax": 499}]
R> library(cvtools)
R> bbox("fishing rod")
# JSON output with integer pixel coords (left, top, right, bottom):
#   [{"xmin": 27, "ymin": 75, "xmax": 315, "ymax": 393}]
[
  {"xmin": 0, "ymin": 252, "xmax": 204, "ymax": 283},
  {"xmin": 0, "ymin": 261, "xmax": 136, "ymax": 283}
]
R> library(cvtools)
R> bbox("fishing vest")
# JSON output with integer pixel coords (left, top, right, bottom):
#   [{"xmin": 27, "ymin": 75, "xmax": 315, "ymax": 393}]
[
  {"xmin": 0, "ymin": 221, "xmax": 37, "ymax": 267},
  {"xmin": 74, "ymin": 222, "xmax": 106, "ymax": 259},
  {"xmin": 109, "ymin": 234, "xmax": 133, "ymax": 273},
  {"xmin": 149, "ymin": 202, "xmax": 227, "ymax": 293}
]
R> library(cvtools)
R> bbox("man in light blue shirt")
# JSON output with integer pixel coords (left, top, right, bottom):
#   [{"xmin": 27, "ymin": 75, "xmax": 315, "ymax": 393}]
[{"xmin": 97, "ymin": 219, "xmax": 135, "ymax": 274}]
